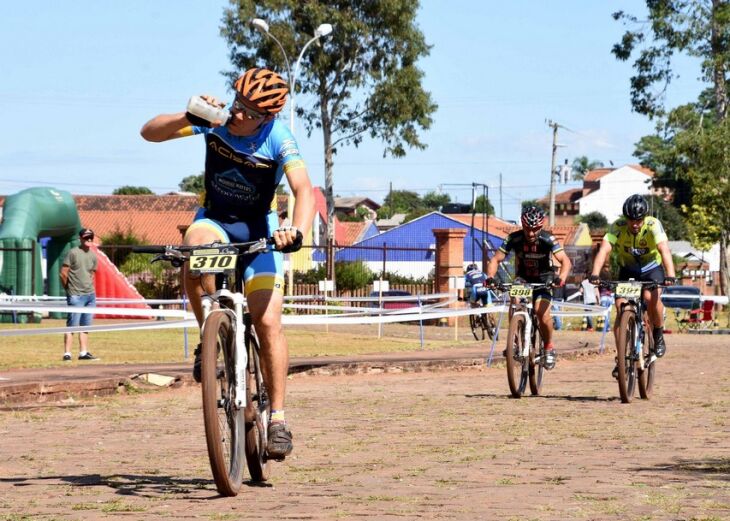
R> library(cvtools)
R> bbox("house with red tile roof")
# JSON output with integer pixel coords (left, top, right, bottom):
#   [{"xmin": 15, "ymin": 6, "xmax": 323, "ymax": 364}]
[
  {"xmin": 74, "ymin": 194, "xmax": 199, "ymax": 245},
  {"xmin": 539, "ymin": 164, "xmax": 668, "ymax": 225}
]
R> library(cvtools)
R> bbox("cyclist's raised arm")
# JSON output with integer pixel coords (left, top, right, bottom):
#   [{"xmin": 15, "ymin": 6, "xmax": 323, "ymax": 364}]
[
  {"xmin": 486, "ymin": 249, "xmax": 506, "ymax": 279},
  {"xmin": 140, "ymin": 112, "xmax": 194, "ymax": 142},
  {"xmin": 656, "ymin": 240, "xmax": 676, "ymax": 279},
  {"xmin": 591, "ymin": 238, "xmax": 613, "ymax": 280},
  {"xmin": 552, "ymin": 248, "xmax": 572, "ymax": 286},
  {"xmin": 287, "ymin": 165, "xmax": 315, "ymax": 237}
]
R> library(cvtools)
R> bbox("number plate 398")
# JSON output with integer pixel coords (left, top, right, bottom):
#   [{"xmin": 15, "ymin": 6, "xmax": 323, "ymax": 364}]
[{"xmin": 509, "ymin": 285, "xmax": 533, "ymax": 297}]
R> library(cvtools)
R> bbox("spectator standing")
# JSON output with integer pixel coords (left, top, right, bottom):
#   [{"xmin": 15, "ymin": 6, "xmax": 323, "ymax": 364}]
[
  {"xmin": 599, "ymin": 283, "xmax": 614, "ymax": 332},
  {"xmin": 579, "ymin": 272, "xmax": 600, "ymax": 331},
  {"xmin": 60, "ymin": 228, "xmax": 98, "ymax": 361}
]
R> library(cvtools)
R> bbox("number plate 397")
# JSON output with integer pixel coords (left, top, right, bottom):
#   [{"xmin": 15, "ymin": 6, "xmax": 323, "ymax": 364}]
[{"xmin": 615, "ymin": 283, "xmax": 641, "ymax": 298}]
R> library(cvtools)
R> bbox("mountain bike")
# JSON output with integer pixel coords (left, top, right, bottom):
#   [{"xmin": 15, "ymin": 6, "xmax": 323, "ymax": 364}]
[
  {"xmin": 467, "ymin": 289, "xmax": 498, "ymax": 341},
  {"xmin": 600, "ymin": 280, "xmax": 662, "ymax": 404},
  {"xmin": 134, "ymin": 239, "xmax": 273, "ymax": 496},
  {"xmin": 499, "ymin": 282, "xmax": 550, "ymax": 398}
]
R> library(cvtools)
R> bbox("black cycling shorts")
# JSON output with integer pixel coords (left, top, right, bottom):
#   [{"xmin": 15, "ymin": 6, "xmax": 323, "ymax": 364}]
[{"xmin": 618, "ymin": 265, "xmax": 665, "ymax": 284}]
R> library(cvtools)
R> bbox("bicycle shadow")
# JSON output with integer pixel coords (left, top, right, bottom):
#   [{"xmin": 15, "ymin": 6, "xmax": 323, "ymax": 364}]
[
  {"xmin": 464, "ymin": 392, "xmax": 619, "ymax": 402},
  {"xmin": 0, "ymin": 472, "xmax": 272, "ymax": 498},
  {"xmin": 634, "ymin": 457, "xmax": 730, "ymax": 481}
]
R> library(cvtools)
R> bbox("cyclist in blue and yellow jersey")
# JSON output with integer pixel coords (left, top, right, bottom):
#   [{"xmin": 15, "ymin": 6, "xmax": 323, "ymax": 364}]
[
  {"xmin": 590, "ymin": 194, "xmax": 676, "ymax": 370},
  {"xmin": 141, "ymin": 68, "xmax": 315, "ymax": 460},
  {"xmin": 485, "ymin": 206, "xmax": 572, "ymax": 369}
]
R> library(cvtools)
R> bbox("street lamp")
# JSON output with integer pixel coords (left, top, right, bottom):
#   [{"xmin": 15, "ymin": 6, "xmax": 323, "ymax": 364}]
[
  {"xmin": 251, "ymin": 18, "xmax": 333, "ymax": 134},
  {"xmin": 251, "ymin": 18, "xmax": 334, "ymax": 291}
]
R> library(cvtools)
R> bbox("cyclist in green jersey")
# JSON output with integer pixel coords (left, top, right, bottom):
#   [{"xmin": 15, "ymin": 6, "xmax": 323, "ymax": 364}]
[{"xmin": 590, "ymin": 194, "xmax": 676, "ymax": 368}]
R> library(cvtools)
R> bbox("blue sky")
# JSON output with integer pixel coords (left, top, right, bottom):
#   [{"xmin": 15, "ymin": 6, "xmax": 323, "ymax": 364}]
[{"xmin": 0, "ymin": 1, "xmax": 704, "ymax": 222}]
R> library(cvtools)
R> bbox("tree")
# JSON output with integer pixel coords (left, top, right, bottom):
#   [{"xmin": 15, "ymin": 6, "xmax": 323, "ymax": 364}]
[
  {"xmin": 647, "ymin": 195, "xmax": 688, "ymax": 240},
  {"xmin": 612, "ymin": 2, "xmax": 729, "ymax": 121},
  {"xmin": 577, "ymin": 211, "xmax": 608, "ymax": 231},
  {"xmin": 521, "ymin": 199, "xmax": 544, "ymax": 211},
  {"xmin": 571, "ymin": 156, "xmax": 605, "ymax": 181},
  {"xmin": 474, "ymin": 195, "xmax": 494, "ymax": 215},
  {"xmin": 613, "ymin": 1, "xmax": 730, "ymax": 294},
  {"xmin": 421, "ymin": 191, "xmax": 450, "ymax": 210},
  {"xmin": 382, "ymin": 190, "xmax": 423, "ymax": 214},
  {"xmin": 222, "ymin": 0, "xmax": 437, "ymax": 274},
  {"xmin": 113, "ymin": 186, "xmax": 153, "ymax": 195},
  {"xmin": 178, "ymin": 173, "xmax": 205, "ymax": 194}
]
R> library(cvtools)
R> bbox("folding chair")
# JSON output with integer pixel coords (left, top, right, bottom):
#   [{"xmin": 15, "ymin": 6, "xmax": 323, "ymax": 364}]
[{"xmin": 685, "ymin": 299, "xmax": 716, "ymax": 330}]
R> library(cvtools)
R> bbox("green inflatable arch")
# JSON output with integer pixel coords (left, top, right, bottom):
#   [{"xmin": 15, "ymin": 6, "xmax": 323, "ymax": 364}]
[{"xmin": 0, "ymin": 187, "xmax": 82, "ymax": 322}]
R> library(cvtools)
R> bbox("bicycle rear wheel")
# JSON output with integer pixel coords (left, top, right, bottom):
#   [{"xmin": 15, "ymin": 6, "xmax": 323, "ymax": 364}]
[
  {"xmin": 615, "ymin": 310, "xmax": 638, "ymax": 404},
  {"xmin": 244, "ymin": 325, "xmax": 271, "ymax": 482},
  {"xmin": 506, "ymin": 314, "xmax": 529, "ymax": 398},
  {"xmin": 201, "ymin": 311, "xmax": 244, "ymax": 496},
  {"xmin": 483, "ymin": 312, "xmax": 497, "ymax": 341},
  {"xmin": 638, "ymin": 315, "xmax": 656, "ymax": 400},
  {"xmin": 528, "ymin": 327, "xmax": 544, "ymax": 396},
  {"xmin": 469, "ymin": 312, "xmax": 485, "ymax": 341}
]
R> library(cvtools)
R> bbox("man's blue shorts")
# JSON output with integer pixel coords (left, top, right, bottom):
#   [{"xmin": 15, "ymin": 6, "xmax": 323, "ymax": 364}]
[{"xmin": 66, "ymin": 293, "xmax": 96, "ymax": 327}]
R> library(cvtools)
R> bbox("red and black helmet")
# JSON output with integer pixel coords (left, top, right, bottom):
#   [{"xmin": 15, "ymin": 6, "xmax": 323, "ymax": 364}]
[
  {"xmin": 233, "ymin": 68, "xmax": 288, "ymax": 115},
  {"xmin": 521, "ymin": 206, "xmax": 545, "ymax": 230}
]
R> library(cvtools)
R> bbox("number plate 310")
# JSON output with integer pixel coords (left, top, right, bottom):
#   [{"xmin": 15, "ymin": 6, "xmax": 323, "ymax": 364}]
[{"xmin": 190, "ymin": 247, "xmax": 238, "ymax": 274}]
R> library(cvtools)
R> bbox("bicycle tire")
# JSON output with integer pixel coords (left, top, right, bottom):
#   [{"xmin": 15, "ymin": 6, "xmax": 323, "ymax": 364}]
[
  {"xmin": 528, "ymin": 326, "xmax": 544, "ymax": 396},
  {"xmin": 469, "ymin": 313, "xmax": 485, "ymax": 341},
  {"xmin": 201, "ymin": 311, "xmax": 245, "ymax": 496},
  {"xmin": 483, "ymin": 312, "xmax": 497, "ymax": 341},
  {"xmin": 244, "ymin": 326, "xmax": 271, "ymax": 482},
  {"xmin": 615, "ymin": 310, "xmax": 637, "ymax": 404},
  {"xmin": 506, "ymin": 314, "xmax": 529, "ymax": 398},
  {"xmin": 638, "ymin": 315, "xmax": 655, "ymax": 400}
]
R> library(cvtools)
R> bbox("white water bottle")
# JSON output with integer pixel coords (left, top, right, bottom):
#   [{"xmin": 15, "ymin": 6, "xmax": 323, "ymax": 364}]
[{"xmin": 186, "ymin": 96, "xmax": 231, "ymax": 125}]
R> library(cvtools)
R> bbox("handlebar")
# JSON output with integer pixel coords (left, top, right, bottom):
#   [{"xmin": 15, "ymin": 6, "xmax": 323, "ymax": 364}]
[
  {"xmin": 132, "ymin": 239, "xmax": 275, "ymax": 267},
  {"xmin": 596, "ymin": 280, "xmax": 667, "ymax": 290}
]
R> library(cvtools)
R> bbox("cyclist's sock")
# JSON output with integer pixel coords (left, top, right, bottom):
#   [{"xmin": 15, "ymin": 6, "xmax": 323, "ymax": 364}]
[
  {"xmin": 544, "ymin": 342, "xmax": 555, "ymax": 351},
  {"xmin": 270, "ymin": 410, "xmax": 286, "ymax": 423}
]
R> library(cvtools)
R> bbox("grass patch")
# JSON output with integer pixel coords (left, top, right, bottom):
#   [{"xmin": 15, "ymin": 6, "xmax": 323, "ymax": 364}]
[{"xmin": 0, "ymin": 320, "xmax": 478, "ymax": 370}]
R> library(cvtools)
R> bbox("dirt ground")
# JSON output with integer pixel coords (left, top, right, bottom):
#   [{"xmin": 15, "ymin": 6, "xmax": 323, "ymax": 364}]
[{"xmin": 0, "ymin": 334, "xmax": 728, "ymax": 521}]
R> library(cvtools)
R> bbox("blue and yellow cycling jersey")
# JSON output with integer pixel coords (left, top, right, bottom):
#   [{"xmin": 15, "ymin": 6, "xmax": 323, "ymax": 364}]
[
  {"xmin": 180, "ymin": 119, "xmax": 305, "ymax": 221},
  {"xmin": 604, "ymin": 216, "xmax": 668, "ymax": 273}
]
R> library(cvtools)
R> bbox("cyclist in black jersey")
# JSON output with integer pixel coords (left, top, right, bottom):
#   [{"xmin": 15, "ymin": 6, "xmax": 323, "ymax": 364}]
[{"xmin": 485, "ymin": 206, "xmax": 572, "ymax": 369}]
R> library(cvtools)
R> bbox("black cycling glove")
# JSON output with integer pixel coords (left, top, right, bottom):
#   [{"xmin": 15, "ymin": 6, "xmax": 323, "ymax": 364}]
[{"xmin": 278, "ymin": 229, "xmax": 304, "ymax": 254}]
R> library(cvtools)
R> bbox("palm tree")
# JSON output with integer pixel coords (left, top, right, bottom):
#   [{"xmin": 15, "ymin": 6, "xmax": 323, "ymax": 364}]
[{"xmin": 571, "ymin": 156, "xmax": 605, "ymax": 181}]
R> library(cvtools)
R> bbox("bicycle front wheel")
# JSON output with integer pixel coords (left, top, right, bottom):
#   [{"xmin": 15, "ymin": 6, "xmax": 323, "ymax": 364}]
[
  {"xmin": 638, "ymin": 315, "xmax": 656, "ymax": 400},
  {"xmin": 506, "ymin": 314, "xmax": 529, "ymax": 398},
  {"xmin": 615, "ymin": 310, "xmax": 638, "ymax": 404},
  {"xmin": 201, "ymin": 311, "xmax": 245, "ymax": 496},
  {"xmin": 245, "ymin": 325, "xmax": 271, "ymax": 482}
]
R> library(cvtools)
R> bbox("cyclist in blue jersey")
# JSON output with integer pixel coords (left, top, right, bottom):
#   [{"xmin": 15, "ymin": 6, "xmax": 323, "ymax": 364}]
[
  {"xmin": 464, "ymin": 263, "xmax": 493, "ymax": 306},
  {"xmin": 141, "ymin": 68, "xmax": 315, "ymax": 459},
  {"xmin": 485, "ymin": 207, "xmax": 572, "ymax": 369}
]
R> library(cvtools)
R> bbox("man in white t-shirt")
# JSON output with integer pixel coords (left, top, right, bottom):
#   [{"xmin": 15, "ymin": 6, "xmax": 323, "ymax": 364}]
[{"xmin": 579, "ymin": 272, "xmax": 600, "ymax": 331}]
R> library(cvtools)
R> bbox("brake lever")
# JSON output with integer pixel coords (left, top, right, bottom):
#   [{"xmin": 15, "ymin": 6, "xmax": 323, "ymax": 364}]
[{"xmin": 151, "ymin": 248, "xmax": 186, "ymax": 267}]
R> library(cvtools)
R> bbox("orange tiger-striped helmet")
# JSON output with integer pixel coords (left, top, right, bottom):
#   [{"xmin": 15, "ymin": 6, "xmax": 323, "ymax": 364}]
[{"xmin": 233, "ymin": 68, "xmax": 288, "ymax": 115}]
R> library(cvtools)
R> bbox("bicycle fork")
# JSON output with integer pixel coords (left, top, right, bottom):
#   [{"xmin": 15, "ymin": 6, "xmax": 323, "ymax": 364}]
[
  {"xmin": 515, "ymin": 310, "xmax": 532, "ymax": 360},
  {"xmin": 201, "ymin": 292, "xmax": 248, "ymax": 410}
]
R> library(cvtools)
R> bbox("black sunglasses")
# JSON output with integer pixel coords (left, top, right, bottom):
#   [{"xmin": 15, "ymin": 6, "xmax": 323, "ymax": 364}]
[{"xmin": 232, "ymin": 98, "xmax": 266, "ymax": 120}]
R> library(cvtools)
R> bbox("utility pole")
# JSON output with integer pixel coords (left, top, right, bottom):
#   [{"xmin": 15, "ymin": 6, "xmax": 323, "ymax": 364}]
[
  {"xmin": 546, "ymin": 119, "xmax": 560, "ymax": 227},
  {"xmin": 499, "ymin": 172, "xmax": 503, "ymax": 219}
]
